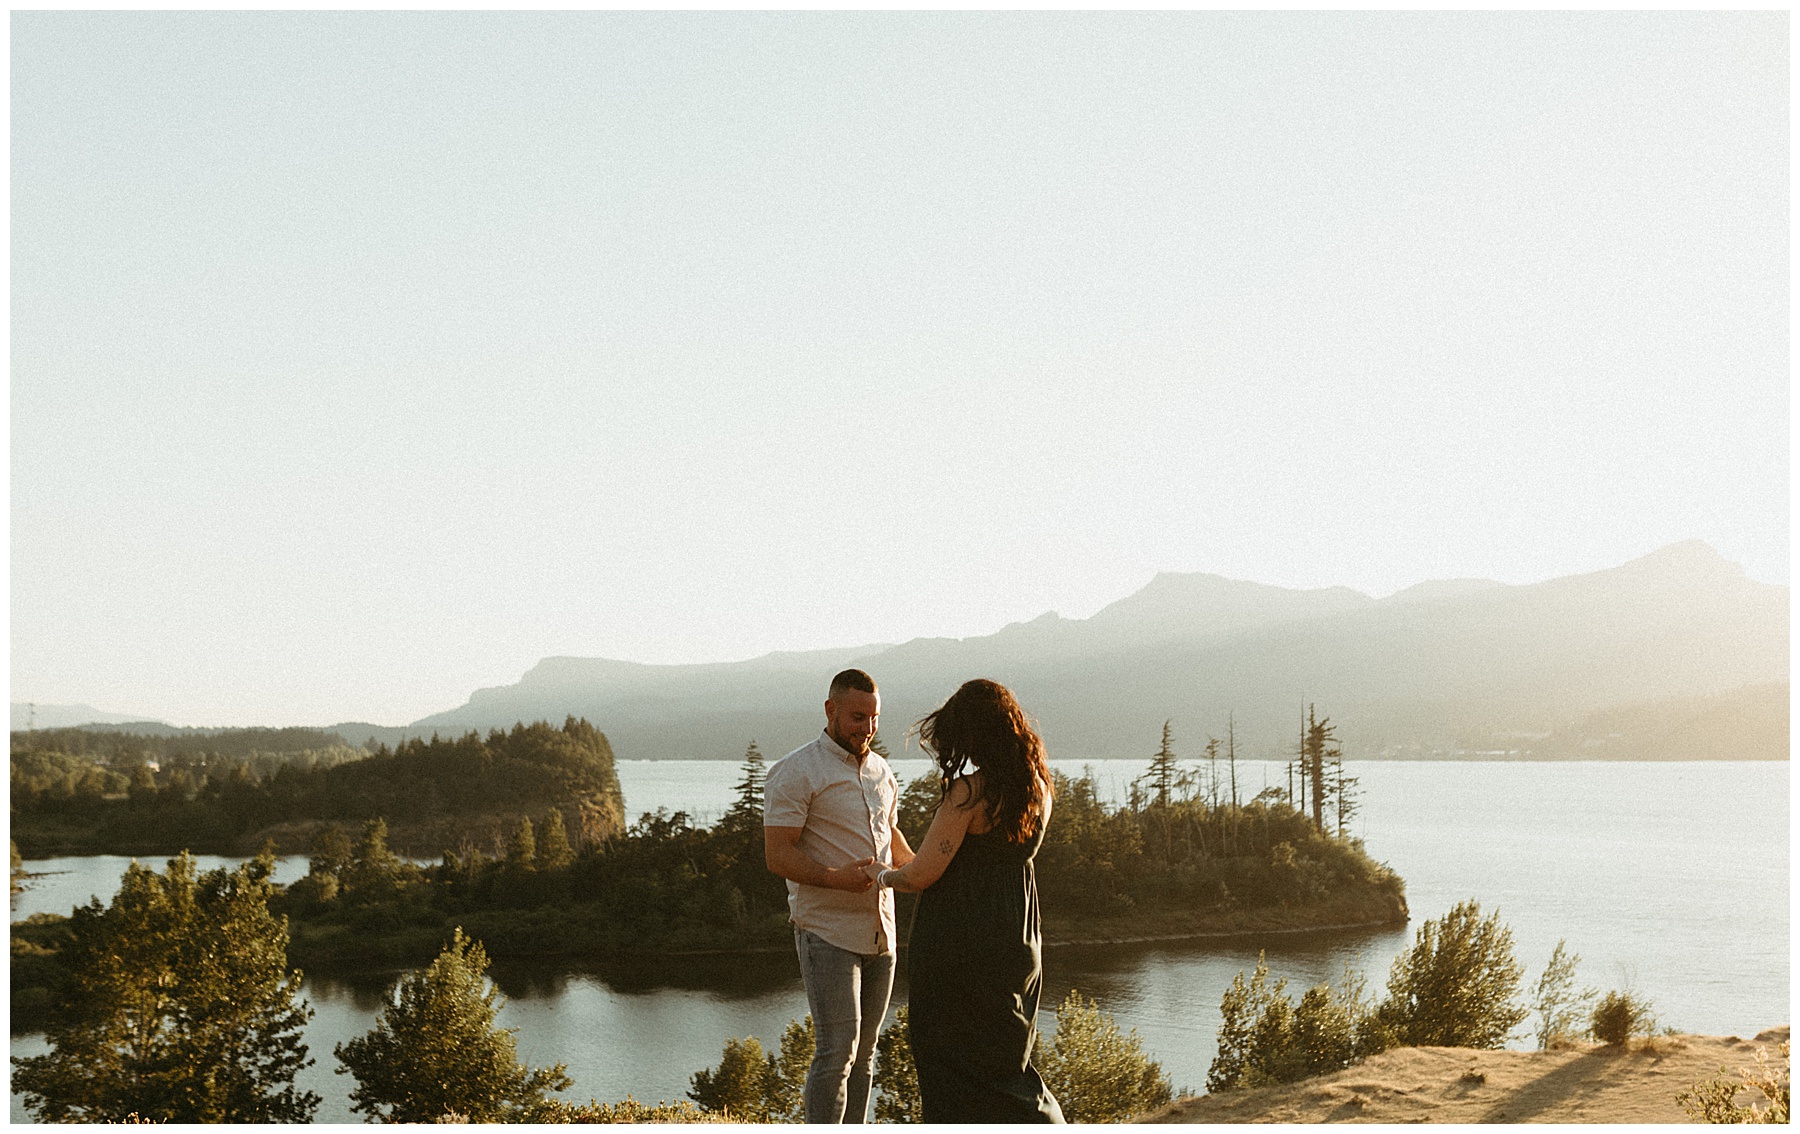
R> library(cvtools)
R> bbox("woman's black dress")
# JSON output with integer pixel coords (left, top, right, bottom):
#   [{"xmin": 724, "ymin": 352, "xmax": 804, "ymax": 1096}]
[{"xmin": 906, "ymin": 819, "xmax": 1064, "ymax": 1123}]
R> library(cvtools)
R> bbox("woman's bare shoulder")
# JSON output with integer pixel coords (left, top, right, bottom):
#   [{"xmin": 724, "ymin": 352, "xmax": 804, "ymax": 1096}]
[{"xmin": 945, "ymin": 771, "xmax": 985, "ymax": 807}]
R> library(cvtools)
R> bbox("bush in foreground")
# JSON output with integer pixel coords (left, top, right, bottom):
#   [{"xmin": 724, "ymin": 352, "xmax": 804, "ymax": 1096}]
[
  {"xmin": 1209, "ymin": 900, "xmax": 1540, "ymax": 1093},
  {"xmin": 1207, "ymin": 955, "xmax": 1375, "ymax": 1091},
  {"xmin": 539, "ymin": 1096, "xmax": 725, "ymax": 1122},
  {"xmin": 873, "ymin": 1006, "xmax": 921, "ymax": 1123},
  {"xmin": 1529, "ymin": 939, "xmax": 1597, "ymax": 1050},
  {"xmin": 1036, "ymin": 989, "xmax": 1174, "ymax": 1121},
  {"xmin": 11, "ymin": 851, "xmax": 318, "ymax": 1123},
  {"xmin": 334, "ymin": 927, "xmax": 570, "ymax": 1122},
  {"xmin": 1589, "ymin": 989, "xmax": 1657, "ymax": 1047},
  {"xmin": 1373, "ymin": 899, "xmax": 1528, "ymax": 1048},
  {"xmin": 1678, "ymin": 1041, "xmax": 1790, "ymax": 1124},
  {"xmin": 689, "ymin": 1014, "xmax": 812, "ymax": 1121}
]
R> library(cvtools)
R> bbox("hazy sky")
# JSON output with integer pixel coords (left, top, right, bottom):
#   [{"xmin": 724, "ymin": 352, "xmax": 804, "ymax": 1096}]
[{"xmin": 11, "ymin": 11, "xmax": 1788, "ymax": 727}]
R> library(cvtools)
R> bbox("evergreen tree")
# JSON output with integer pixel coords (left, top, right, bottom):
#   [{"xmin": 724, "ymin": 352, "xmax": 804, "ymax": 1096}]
[
  {"xmin": 538, "ymin": 808, "xmax": 574, "ymax": 871},
  {"xmin": 1328, "ymin": 749, "xmax": 1359, "ymax": 837},
  {"xmin": 1204, "ymin": 736, "xmax": 1222, "ymax": 811},
  {"xmin": 12, "ymin": 852, "xmax": 319, "ymax": 1122},
  {"xmin": 335, "ymin": 927, "xmax": 570, "ymax": 1122},
  {"xmin": 718, "ymin": 741, "xmax": 767, "ymax": 836},
  {"xmin": 306, "ymin": 822, "xmax": 354, "ymax": 896},
  {"xmin": 346, "ymin": 816, "xmax": 400, "ymax": 900},
  {"xmin": 507, "ymin": 816, "xmax": 537, "ymax": 871},
  {"xmin": 1302, "ymin": 706, "xmax": 1338, "ymax": 835},
  {"xmin": 1139, "ymin": 721, "xmax": 1180, "ymax": 808}
]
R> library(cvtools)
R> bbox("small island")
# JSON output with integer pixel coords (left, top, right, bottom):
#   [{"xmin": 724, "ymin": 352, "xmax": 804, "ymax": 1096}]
[{"xmin": 12, "ymin": 717, "xmax": 1406, "ymax": 1026}]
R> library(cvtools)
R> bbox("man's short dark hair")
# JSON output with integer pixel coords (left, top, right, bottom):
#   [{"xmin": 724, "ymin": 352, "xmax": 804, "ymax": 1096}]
[{"xmin": 828, "ymin": 669, "xmax": 877, "ymax": 699}]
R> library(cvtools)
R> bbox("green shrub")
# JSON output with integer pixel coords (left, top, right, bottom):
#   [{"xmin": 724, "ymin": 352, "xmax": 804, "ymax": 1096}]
[
  {"xmin": 1373, "ymin": 900, "xmax": 1527, "ymax": 1048},
  {"xmin": 687, "ymin": 1015, "xmax": 812, "ymax": 1122},
  {"xmin": 874, "ymin": 1006, "xmax": 922, "ymax": 1122},
  {"xmin": 1208, "ymin": 954, "xmax": 1373, "ymax": 1091},
  {"xmin": 1589, "ymin": 990, "xmax": 1656, "ymax": 1046},
  {"xmin": 540, "ymin": 1096, "xmax": 725, "ymax": 1123},
  {"xmin": 1529, "ymin": 939, "xmax": 1597, "ymax": 1050},
  {"xmin": 1677, "ymin": 1041, "xmax": 1789, "ymax": 1124},
  {"xmin": 688, "ymin": 1036, "xmax": 775, "ymax": 1121},
  {"xmin": 334, "ymin": 927, "xmax": 569, "ymax": 1122},
  {"xmin": 1036, "ymin": 989, "xmax": 1173, "ymax": 1122}
]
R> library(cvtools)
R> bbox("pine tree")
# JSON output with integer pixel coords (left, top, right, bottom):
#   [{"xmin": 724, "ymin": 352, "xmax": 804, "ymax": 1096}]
[
  {"xmin": 507, "ymin": 817, "xmax": 537, "ymax": 871},
  {"xmin": 335, "ymin": 927, "xmax": 570, "ymax": 1122},
  {"xmin": 1204, "ymin": 736, "xmax": 1222, "ymax": 811},
  {"xmin": 1328, "ymin": 749, "xmax": 1359, "ymax": 837},
  {"xmin": 718, "ymin": 740, "xmax": 767, "ymax": 837},
  {"xmin": 1302, "ymin": 706, "xmax": 1338, "ymax": 835},
  {"xmin": 538, "ymin": 808, "xmax": 574, "ymax": 871},
  {"xmin": 1140, "ymin": 721, "xmax": 1179, "ymax": 809},
  {"xmin": 12, "ymin": 852, "xmax": 319, "ymax": 1122},
  {"xmin": 308, "ymin": 822, "xmax": 353, "ymax": 880},
  {"xmin": 346, "ymin": 816, "xmax": 400, "ymax": 899}
]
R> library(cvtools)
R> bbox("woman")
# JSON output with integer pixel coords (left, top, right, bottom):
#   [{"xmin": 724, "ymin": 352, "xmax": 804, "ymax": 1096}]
[{"xmin": 863, "ymin": 678, "xmax": 1064, "ymax": 1123}]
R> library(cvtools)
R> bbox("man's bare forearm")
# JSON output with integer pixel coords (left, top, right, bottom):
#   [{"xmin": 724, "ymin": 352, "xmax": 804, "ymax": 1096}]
[{"xmin": 765, "ymin": 833, "xmax": 871, "ymax": 892}]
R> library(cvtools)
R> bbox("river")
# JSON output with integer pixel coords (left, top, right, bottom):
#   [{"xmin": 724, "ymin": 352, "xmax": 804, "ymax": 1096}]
[{"xmin": 10, "ymin": 759, "xmax": 1788, "ymax": 1122}]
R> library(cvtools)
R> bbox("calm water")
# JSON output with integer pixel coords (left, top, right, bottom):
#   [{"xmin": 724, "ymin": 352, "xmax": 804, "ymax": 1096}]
[{"xmin": 11, "ymin": 759, "xmax": 1788, "ymax": 1122}]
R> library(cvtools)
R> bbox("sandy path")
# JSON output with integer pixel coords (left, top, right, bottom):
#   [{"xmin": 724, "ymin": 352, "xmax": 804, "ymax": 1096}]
[{"xmin": 1139, "ymin": 1027, "xmax": 1788, "ymax": 1124}]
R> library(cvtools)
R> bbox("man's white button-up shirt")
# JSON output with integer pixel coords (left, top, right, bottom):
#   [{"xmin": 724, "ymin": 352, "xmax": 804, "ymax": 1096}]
[{"xmin": 763, "ymin": 731, "xmax": 900, "ymax": 955}]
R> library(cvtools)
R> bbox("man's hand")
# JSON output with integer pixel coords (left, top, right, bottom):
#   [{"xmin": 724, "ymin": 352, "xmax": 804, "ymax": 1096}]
[{"xmin": 828, "ymin": 858, "xmax": 876, "ymax": 892}]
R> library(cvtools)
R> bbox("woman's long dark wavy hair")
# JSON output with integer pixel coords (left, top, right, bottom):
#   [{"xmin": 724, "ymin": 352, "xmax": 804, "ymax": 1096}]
[{"xmin": 914, "ymin": 679, "xmax": 1053, "ymax": 844}]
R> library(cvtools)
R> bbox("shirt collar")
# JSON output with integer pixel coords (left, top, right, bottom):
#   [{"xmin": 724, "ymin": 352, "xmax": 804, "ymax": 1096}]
[{"xmin": 819, "ymin": 729, "xmax": 865, "ymax": 766}]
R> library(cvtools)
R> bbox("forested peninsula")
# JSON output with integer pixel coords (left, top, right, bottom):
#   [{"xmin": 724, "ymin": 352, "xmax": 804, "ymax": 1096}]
[{"xmin": 12, "ymin": 718, "xmax": 1407, "ymax": 1028}]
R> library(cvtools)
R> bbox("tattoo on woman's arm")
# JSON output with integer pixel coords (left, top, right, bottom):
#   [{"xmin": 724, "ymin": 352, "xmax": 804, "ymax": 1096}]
[{"xmin": 937, "ymin": 837, "xmax": 954, "ymax": 854}]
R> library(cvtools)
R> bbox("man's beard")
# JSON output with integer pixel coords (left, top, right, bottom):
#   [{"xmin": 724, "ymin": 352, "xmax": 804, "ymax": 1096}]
[{"xmin": 830, "ymin": 726, "xmax": 870, "ymax": 755}]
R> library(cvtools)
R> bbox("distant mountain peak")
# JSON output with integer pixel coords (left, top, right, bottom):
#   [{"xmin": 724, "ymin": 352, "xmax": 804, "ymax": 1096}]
[
  {"xmin": 1086, "ymin": 570, "xmax": 1373, "ymax": 641},
  {"xmin": 1620, "ymin": 539, "xmax": 1741, "ymax": 575}
]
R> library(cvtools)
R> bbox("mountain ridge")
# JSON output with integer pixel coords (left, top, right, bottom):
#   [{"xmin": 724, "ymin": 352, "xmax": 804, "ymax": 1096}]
[{"xmin": 409, "ymin": 541, "xmax": 1788, "ymax": 762}]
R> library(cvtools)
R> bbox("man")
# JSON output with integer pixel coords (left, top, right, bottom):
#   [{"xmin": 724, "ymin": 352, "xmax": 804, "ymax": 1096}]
[{"xmin": 764, "ymin": 668, "xmax": 914, "ymax": 1123}]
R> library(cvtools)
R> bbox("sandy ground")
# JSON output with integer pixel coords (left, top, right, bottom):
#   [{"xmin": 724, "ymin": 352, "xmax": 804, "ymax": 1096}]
[{"xmin": 1139, "ymin": 1027, "xmax": 1788, "ymax": 1124}]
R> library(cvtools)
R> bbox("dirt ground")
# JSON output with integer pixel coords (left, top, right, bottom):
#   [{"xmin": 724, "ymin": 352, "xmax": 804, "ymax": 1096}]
[{"xmin": 1139, "ymin": 1027, "xmax": 1788, "ymax": 1124}]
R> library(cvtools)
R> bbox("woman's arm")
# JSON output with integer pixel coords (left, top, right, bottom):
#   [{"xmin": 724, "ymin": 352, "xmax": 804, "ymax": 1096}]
[{"xmin": 862, "ymin": 776, "xmax": 981, "ymax": 893}]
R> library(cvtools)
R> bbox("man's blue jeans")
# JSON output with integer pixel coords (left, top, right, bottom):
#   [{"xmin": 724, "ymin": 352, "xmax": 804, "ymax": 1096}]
[{"xmin": 794, "ymin": 928, "xmax": 895, "ymax": 1123}]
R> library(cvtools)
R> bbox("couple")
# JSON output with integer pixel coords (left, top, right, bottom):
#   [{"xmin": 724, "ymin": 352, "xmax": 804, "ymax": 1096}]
[{"xmin": 763, "ymin": 669, "xmax": 1064, "ymax": 1124}]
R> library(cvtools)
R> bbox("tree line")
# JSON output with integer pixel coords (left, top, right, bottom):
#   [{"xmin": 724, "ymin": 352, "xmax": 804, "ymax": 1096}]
[
  {"xmin": 10, "ymin": 718, "xmax": 627, "ymax": 856},
  {"xmin": 256, "ymin": 724, "xmax": 1405, "ymax": 969}
]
